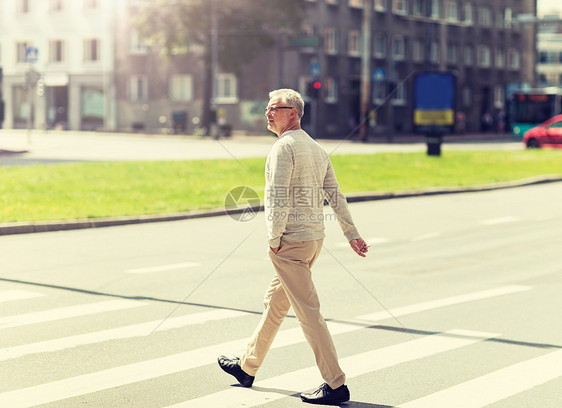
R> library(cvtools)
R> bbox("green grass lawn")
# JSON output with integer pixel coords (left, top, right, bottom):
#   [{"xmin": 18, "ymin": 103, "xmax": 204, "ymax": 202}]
[{"xmin": 0, "ymin": 150, "xmax": 560, "ymax": 223}]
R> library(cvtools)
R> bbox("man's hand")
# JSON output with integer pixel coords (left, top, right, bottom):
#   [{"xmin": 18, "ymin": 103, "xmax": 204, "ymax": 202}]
[
  {"xmin": 350, "ymin": 238, "xmax": 369, "ymax": 257},
  {"xmin": 270, "ymin": 247, "xmax": 280, "ymax": 254}
]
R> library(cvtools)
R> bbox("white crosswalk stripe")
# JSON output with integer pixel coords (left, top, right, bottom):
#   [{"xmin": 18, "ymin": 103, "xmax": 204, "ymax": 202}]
[
  {"xmin": 400, "ymin": 348, "xmax": 562, "ymax": 408},
  {"xmin": 0, "ymin": 309, "xmax": 247, "ymax": 362},
  {"xmin": 0, "ymin": 299, "xmax": 145, "ymax": 330},
  {"xmin": 0, "ymin": 284, "xmax": 556, "ymax": 408},
  {"xmin": 166, "ymin": 329, "xmax": 499, "ymax": 408}
]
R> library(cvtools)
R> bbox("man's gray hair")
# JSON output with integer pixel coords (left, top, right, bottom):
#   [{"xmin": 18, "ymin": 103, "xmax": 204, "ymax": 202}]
[{"xmin": 269, "ymin": 89, "xmax": 305, "ymax": 118}]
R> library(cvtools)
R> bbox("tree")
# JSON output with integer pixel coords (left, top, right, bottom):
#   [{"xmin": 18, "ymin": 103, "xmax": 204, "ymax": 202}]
[{"xmin": 134, "ymin": 0, "xmax": 304, "ymax": 132}]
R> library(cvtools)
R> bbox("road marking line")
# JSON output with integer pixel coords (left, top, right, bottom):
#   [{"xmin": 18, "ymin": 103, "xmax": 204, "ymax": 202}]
[
  {"xmin": 166, "ymin": 330, "xmax": 499, "ymax": 408},
  {"xmin": 0, "ymin": 299, "xmax": 145, "ymax": 330},
  {"xmin": 480, "ymin": 216, "xmax": 520, "ymax": 226},
  {"xmin": 0, "ymin": 309, "xmax": 247, "ymax": 362},
  {"xmin": 400, "ymin": 348, "xmax": 562, "ymax": 408},
  {"xmin": 411, "ymin": 232, "xmax": 441, "ymax": 241},
  {"xmin": 126, "ymin": 262, "xmax": 201, "ymax": 274},
  {"xmin": 357, "ymin": 285, "xmax": 531, "ymax": 322},
  {"xmin": 0, "ymin": 329, "xmax": 496, "ymax": 408},
  {"xmin": 0, "ymin": 290, "xmax": 44, "ymax": 304},
  {"xmin": 0, "ymin": 286, "xmax": 525, "ymax": 407}
]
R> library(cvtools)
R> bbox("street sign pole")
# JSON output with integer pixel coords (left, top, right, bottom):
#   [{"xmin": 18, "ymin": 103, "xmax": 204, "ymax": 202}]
[
  {"xmin": 25, "ymin": 46, "xmax": 39, "ymax": 145},
  {"xmin": 310, "ymin": 61, "xmax": 320, "ymax": 139}
]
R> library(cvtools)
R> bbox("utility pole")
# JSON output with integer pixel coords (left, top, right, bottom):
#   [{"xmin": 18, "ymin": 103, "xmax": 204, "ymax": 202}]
[
  {"xmin": 210, "ymin": 0, "xmax": 219, "ymax": 137},
  {"xmin": 359, "ymin": 0, "xmax": 372, "ymax": 142}
]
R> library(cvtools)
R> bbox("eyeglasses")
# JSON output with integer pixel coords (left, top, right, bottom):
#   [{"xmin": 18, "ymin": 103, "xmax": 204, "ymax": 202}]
[{"xmin": 265, "ymin": 106, "xmax": 294, "ymax": 114}]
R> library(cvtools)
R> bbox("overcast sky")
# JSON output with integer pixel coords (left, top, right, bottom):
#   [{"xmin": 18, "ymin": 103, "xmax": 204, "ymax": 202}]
[{"xmin": 538, "ymin": 0, "xmax": 562, "ymax": 14}]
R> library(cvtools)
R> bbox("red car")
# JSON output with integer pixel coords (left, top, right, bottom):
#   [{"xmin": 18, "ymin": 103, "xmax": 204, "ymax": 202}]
[{"xmin": 523, "ymin": 114, "xmax": 562, "ymax": 148}]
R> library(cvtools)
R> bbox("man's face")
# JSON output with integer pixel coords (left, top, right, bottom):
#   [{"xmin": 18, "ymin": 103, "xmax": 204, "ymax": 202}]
[{"xmin": 265, "ymin": 96, "xmax": 294, "ymax": 136}]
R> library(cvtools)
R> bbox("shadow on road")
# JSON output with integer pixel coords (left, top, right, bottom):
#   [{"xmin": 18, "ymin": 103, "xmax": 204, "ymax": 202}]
[
  {"xmin": 2, "ymin": 276, "xmax": 561, "ymax": 351},
  {"xmin": 248, "ymin": 385, "xmax": 394, "ymax": 408}
]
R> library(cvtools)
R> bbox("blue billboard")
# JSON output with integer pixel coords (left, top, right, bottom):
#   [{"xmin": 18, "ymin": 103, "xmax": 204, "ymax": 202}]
[{"xmin": 413, "ymin": 72, "xmax": 456, "ymax": 135}]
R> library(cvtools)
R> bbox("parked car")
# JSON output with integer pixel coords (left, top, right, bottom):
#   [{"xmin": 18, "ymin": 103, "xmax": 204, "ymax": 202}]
[{"xmin": 523, "ymin": 114, "xmax": 562, "ymax": 148}]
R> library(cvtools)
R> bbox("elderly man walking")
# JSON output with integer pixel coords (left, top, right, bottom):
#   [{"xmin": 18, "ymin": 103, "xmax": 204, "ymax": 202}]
[{"xmin": 218, "ymin": 89, "xmax": 368, "ymax": 405}]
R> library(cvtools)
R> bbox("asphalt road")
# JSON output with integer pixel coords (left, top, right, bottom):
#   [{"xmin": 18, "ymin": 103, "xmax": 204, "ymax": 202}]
[{"xmin": 1, "ymin": 182, "xmax": 561, "ymax": 407}]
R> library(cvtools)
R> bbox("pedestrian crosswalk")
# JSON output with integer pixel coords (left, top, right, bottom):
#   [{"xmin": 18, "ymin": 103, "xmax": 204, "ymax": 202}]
[{"xmin": 0, "ymin": 284, "xmax": 559, "ymax": 408}]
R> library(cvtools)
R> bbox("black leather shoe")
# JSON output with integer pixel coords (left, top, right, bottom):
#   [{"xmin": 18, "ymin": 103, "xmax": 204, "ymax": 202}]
[
  {"xmin": 217, "ymin": 355, "xmax": 254, "ymax": 387},
  {"xmin": 301, "ymin": 383, "xmax": 350, "ymax": 405}
]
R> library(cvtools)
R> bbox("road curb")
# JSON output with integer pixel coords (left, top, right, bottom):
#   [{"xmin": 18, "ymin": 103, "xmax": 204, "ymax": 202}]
[{"xmin": 1, "ymin": 176, "xmax": 561, "ymax": 236}]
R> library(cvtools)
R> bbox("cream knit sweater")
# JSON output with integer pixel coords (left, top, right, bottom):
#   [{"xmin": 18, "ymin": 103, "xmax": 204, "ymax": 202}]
[{"xmin": 265, "ymin": 129, "xmax": 361, "ymax": 248}]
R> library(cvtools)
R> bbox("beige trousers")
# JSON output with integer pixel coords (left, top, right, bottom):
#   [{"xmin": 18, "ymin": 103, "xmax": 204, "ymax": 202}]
[{"xmin": 240, "ymin": 238, "xmax": 346, "ymax": 389}]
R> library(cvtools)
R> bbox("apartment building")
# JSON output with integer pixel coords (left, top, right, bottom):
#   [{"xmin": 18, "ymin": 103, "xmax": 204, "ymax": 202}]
[
  {"xmin": 536, "ymin": 14, "xmax": 562, "ymax": 88},
  {"xmin": 0, "ymin": 0, "xmax": 116, "ymax": 130},
  {"xmin": 288, "ymin": 0, "xmax": 537, "ymax": 137},
  {"xmin": 0, "ymin": 0, "xmax": 537, "ymax": 136}
]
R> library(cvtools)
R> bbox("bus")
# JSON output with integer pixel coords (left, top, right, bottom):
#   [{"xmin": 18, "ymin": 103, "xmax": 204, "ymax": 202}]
[{"xmin": 508, "ymin": 87, "xmax": 562, "ymax": 138}]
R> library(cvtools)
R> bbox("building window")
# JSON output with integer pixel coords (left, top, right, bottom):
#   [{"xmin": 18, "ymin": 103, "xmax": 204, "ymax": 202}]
[
  {"xmin": 349, "ymin": 0, "xmax": 364, "ymax": 8},
  {"xmin": 504, "ymin": 8, "xmax": 512, "ymax": 28},
  {"xmin": 13, "ymin": 86, "xmax": 29, "ymax": 123},
  {"xmin": 49, "ymin": 40, "xmax": 65, "ymax": 63},
  {"xmin": 494, "ymin": 86, "xmax": 505, "ymax": 109},
  {"xmin": 464, "ymin": 45, "xmax": 474, "ymax": 65},
  {"xmin": 348, "ymin": 30, "xmax": 361, "ymax": 56},
  {"xmin": 478, "ymin": 45, "xmax": 491, "ymax": 67},
  {"xmin": 373, "ymin": 82, "xmax": 386, "ymax": 103},
  {"xmin": 446, "ymin": 43, "xmax": 458, "ymax": 64},
  {"xmin": 430, "ymin": 41, "xmax": 440, "ymax": 63},
  {"xmin": 495, "ymin": 49, "xmax": 505, "ymax": 68},
  {"xmin": 412, "ymin": 39, "xmax": 424, "ymax": 62},
  {"xmin": 462, "ymin": 86, "xmax": 472, "ymax": 106},
  {"xmin": 463, "ymin": 3, "xmax": 473, "ymax": 24},
  {"xmin": 413, "ymin": 0, "xmax": 425, "ymax": 16},
  {"xmin": 16, "ymin": 41, "xmax": 31, "ymax": 63},
  {"xmin": 445, "ymin": 1, "xmax": 458, "ymax": 21},
  {"xmin": 392, "ymin": 0, "xmax": 408, "ymax": 15},
  {"xmin": 81, "ymin": 87, "xmax": 104, "ymax": 126},
  {"xmin": 130, "ymin": 30, "xmax": 148, "ymax": 54},
  {"xmin": 169, "ymin": 75, "xmax": 193, "ymax": 102},
  {"xmin": 496, "ymin": 10, "xmax": 505, "ymax": 28},
  {"xmin": 374, "ymin": 0, "xmax": 387, "ymax": 11},
  {"xmin": 509, "ymin": 49, "xmax": 520, "ymax": 70},
  {"xmin": 84, "ymin": 39, "xmax": 101, "ymax": 62},
  {"xmin": 374, "ymin": 33, "xmax": 386, "ymax": 57},
  {"xmin": 325, "ymin": 77, "xmax": 338, "ymax": 103},
  {"xmin": 430, "ymin": 0, "xmax": 440, "ymax": 19},
  {"xmin": 478, "ymin": 7, "xmax": 492, "ymax": 27},
  {"xmin": 215, "ymin": 73, "xmax": 238, "ymax": 103},
  {"xmin": 325, "ymin": 28, "xmax": 338, "ymax": 54},
  {"xmin": 392, "ymin": 36, "xmax": 406, "ymax": 60},
  {"xmin": 391, "ymin": 82, "xmax": 406, "ymax": 105},
  {"xmin": 129, "ymin": 75, "xmax": 148, "ymax": 101},
  {"xmin": 50, "ymin": 0, "xmax": 65, "ymax": 12},
  {"xmin": 17, "ymin": 0, "xmax": 31, "ymax": 14}
]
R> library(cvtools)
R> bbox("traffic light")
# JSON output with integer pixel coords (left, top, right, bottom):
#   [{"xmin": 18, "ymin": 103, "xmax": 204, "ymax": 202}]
[
  {"xmin": 307, "ymin": 80, "xmax": 322, "ymax": 99},
  {"xmin": 36, "ymin": 78, "xmax": 45, "ymax": 97}
]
